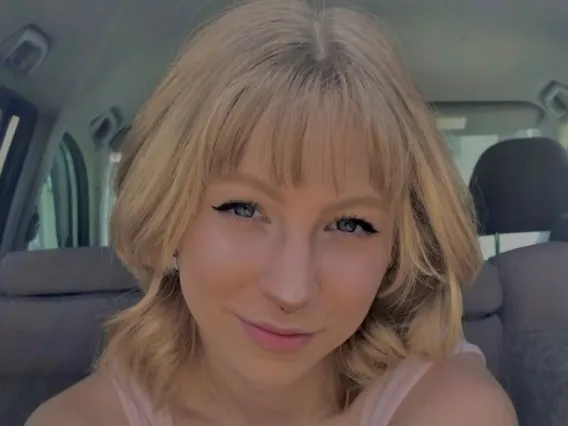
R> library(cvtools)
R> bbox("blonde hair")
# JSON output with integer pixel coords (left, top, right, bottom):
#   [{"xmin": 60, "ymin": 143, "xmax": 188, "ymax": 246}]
[{"xmin": 102, "ymin": 0, "xmax": 482, "ymax": 411}]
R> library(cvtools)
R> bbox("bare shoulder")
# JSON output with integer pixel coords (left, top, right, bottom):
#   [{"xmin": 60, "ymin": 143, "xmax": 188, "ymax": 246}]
[
  {"xmin": 390, "ymin": 354, "xmax": 518, "ymax": 426},
  {"xmin": 25, "ymin": 370, "xmax": 128, "ymax": 426}
]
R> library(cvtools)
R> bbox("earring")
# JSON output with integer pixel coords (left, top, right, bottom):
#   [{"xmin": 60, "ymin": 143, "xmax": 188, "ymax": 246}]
[{"xmin": 173, "ymin": 251, "xmax": 179, "ymax": 271}]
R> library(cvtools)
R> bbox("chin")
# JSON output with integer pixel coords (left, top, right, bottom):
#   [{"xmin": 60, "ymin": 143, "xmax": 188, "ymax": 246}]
[{"xmin": 233, "ymin": 355, "xmax": 315, "ymax": 389}]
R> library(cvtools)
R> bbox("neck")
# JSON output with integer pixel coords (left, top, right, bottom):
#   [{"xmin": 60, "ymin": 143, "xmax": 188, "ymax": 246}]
[{"xmin": 193, "ymin": 350, "xmax": 339, "ymax": 426}]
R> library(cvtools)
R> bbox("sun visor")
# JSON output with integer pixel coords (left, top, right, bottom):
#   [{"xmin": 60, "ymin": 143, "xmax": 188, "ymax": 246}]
[{"xmin": 432, "ymin": 102, "xmax": 545, "ymax": 135}]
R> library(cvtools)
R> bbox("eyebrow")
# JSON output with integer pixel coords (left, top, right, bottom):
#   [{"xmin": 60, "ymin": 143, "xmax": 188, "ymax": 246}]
[
  {"xmin": 326, "ymin": 196, "xmax": 384, "ymax": 213},
  {"xmin": 217, "ymin": 173, "xmax": 384, "ymax": 211},
  {"xmin": 221, "ymin": 173, "xmax": 283, "ymax": 202}
]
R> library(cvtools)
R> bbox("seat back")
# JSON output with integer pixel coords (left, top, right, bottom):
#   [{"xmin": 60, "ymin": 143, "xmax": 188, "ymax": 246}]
[
  {"xmin": 0, "ymin": 247, "xmax": 140, "ymax": 426},
  {"xmin": 490, "ymin": 242, "xmax": 568, "ymax": 426},
  {"xmin": 468, "ymin": 136, "xmax": 568, "ymax": 425},
  {"xmin": 462, "ymin": 262, "xmax": 504, "ymax": 381}
]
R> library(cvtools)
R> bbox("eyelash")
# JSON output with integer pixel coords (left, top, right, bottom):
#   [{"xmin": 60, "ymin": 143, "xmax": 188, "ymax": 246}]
[
  {"xmin": 212, "ymin": 200, "xmax": 262, "ymax": 219},
  {"xmin": 211, "ymin": 200, "xmax": 378, "ymax": 235},
  {"xmin": 330, "ymin": 215, "xmax": 378, "ymax": 235}
]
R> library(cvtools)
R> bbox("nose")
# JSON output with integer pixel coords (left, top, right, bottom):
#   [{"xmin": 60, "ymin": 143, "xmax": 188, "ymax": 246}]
[{"xmin": 260, "ymin": 232, "xmax": 317, "ymax": 312}]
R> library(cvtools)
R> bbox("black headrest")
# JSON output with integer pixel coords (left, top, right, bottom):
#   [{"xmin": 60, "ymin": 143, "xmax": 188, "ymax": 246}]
[
  {"xmin": 0, "ymin": 247, "xmax": 138, "ymax": 296},
  {"xmin": 469, "ymin": 137, "xmax": 568, "ymax": 235}
]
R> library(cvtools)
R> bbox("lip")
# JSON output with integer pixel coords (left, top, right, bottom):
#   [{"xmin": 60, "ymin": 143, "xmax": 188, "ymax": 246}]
[{"xmin": 239, "ymin": 318, "xmax": 315, "ymax": 353}]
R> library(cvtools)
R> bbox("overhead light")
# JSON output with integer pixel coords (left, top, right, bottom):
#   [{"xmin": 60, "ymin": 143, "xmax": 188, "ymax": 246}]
[{"xmin": 1, "ymin": 24, "xmax": 51, "ymax": 75}]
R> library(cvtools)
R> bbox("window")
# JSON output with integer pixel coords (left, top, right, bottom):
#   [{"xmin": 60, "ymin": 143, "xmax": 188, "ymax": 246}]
[
  {"xmin": 0, "ymin": 88, "xmax": 38, "ymax": 245},
  {"xmin": 28, "ymin": 134, "xmax": 89, "ymax": 250},
  {"xmin": 100, "ymin": 126, "xmax": 129, "ymax": 246},
  {"xmin": 100, "ymin": 151, "xmax": 121, "ymax": 246},
  {"xmin": 0, "ymin": 115, "xmax": 20, "ymax": 175}
]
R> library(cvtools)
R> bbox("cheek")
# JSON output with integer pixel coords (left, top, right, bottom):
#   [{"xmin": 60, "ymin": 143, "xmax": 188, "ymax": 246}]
[
  {"xmin": 319, "ymin": 240, "xmax": 391, "ymax": 328},
  {"xmin": 177, "ymin": 215, "xmax": 269, "ymax": 301}
]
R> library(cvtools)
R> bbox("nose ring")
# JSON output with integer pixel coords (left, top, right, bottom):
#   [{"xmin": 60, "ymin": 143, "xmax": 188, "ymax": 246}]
[{"xmin": 280, "ymin": 305, "xmax": 302, "ymax": 314}]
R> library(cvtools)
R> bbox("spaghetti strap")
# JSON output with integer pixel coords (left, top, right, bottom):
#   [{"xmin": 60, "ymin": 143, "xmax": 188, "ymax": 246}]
[
  {"xmin": 359, "ymin": 356, "xmax": 432, "ymax": 426},
  {"xmin": 454, "ymin": 339, "xmax": 486, "ymax": 362},
  {"xmin": 111, "ymin": 373, "xmax": 173, "ymax": 426},
  {"xmin": 359, "ymin": 339, "xmax": 485, "ymax": 426}
]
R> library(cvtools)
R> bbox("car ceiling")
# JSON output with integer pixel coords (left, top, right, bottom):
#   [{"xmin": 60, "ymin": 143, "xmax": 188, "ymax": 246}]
[{"xmin": 1, "ymin": 0, "xmax": 568, "ymax": 128}]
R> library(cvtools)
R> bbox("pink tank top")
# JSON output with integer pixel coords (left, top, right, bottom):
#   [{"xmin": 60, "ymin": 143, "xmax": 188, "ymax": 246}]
[{"xmin": 112, "ymin": 339, "xmax": 485, "ymax": 426}]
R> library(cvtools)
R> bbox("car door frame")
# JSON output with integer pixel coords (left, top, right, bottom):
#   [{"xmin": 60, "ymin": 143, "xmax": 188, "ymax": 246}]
[{"xmin": 0, "ymin": 86, "xmax": 57, "ymax": 258}]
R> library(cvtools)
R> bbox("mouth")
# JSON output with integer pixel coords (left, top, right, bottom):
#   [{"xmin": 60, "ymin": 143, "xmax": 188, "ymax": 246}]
[{"xmin": 238, "ymin": 318, "xmax": 315, "ymax": 353}]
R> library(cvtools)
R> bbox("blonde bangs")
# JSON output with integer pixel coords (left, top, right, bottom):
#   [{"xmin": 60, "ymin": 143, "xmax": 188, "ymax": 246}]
[{"xmin": 199, "ymin": 61, "xmax": 408, "ymax": 211}]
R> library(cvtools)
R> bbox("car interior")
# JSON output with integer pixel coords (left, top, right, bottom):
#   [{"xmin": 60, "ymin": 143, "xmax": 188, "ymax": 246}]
[{"xmin": 1, "ymin": 0, "xmax": 568, "ymax": 425}]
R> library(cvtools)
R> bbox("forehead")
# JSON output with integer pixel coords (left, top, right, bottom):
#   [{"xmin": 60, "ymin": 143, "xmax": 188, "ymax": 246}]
[{"xmin": 237, "ymin": 106, "xmax": 376, "ymax": 193}]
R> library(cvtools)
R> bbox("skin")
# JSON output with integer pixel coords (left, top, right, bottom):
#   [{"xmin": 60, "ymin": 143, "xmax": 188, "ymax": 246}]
[{"xmin": 26, "ymin": 117, "xmax": 518, "ymax": 426}]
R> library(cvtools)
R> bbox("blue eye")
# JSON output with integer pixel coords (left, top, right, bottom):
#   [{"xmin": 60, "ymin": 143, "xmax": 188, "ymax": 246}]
[
  {"xmin": 328, "ymin": 216, "xmax": 378, "ymax": 235},
  {"xmin": 212, "ymin": 200, "xmax": 261, "ymax": 218}
]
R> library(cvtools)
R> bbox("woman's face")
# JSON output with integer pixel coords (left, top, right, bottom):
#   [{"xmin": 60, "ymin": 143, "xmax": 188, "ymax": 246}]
[{"xmin": 177, "ymin": 116, "xmax": 394, "ymax": 388}]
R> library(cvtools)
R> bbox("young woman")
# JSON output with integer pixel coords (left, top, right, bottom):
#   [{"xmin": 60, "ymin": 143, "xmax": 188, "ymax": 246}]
[{"xmin": 28, "ymin": 1, "xmax": 517, "ymax": 425}]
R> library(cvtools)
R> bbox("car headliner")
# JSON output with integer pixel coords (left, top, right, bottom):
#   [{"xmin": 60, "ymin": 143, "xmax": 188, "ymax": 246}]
[{"xmin": 0, "ymin": 0, "xmax": 566, "ymax": 130}]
